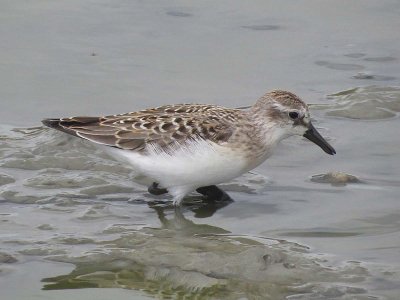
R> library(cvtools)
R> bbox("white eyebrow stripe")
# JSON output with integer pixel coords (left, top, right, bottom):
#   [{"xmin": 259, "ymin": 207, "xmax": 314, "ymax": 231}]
[
  {"xmin": 272, "ymin": 101, "xmax": 308, "ymax": 116},
  {"xmin": 271, "ymin": 101, "xmax": 290, "ymax": 112}
]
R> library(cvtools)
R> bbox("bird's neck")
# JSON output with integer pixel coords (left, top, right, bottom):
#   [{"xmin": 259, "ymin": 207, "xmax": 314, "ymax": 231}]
[
  {"xmin": 237, "ymin": 112, "xmax": 291, "ymax": 171},
  {"xmin": 250, "ymin": 111, "xmax": 291, "ymax": 145}
]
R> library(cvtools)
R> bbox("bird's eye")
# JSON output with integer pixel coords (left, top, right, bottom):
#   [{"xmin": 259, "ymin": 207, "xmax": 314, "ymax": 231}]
[{"xmin": 289, "ymin": 111, "xmax": 299, "ymax": 119}]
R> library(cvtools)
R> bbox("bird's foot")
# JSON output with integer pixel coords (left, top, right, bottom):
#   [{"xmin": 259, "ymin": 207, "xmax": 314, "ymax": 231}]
[
  {"xmin": 148, "ymin": 182, "xmax": 168, "ymax": 195},
  {"xmin": 196, "ymin": 185, "xmax": 233, "ymax": 202}
]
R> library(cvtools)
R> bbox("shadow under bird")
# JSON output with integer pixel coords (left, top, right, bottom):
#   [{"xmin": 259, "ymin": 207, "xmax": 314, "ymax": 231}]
[{"xmin": 42, "ymin": 90, "xmax": 336, "ymax": 206}]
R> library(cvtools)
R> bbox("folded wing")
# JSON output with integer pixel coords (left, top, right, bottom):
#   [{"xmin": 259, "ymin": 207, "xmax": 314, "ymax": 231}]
[{"xmin": 42, "ymin": 104, "xmax": 236, "ymax": 153}]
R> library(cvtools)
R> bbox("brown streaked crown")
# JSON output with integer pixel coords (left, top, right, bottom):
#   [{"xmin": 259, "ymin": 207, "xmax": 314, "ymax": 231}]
[
  {"xmin": 251, "ymin": 90, "xmax": 308, "ymax": 121},
  {"xmin": 256, "ymin": 90, "xmax": 306, "ymax": 109},
  {"xmin": 267, "ymin": 90, "xmax": 306, "ymax": 108}
]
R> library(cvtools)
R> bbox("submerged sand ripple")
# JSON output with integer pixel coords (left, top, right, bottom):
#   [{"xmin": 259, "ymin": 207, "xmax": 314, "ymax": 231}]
[{"xmin": 316, "ymin": 86, "xmax": 400, "ymax": 120}]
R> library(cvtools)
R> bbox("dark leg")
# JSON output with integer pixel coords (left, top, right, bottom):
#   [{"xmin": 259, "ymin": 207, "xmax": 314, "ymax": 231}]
[
  {"xmin": 196, "ymin": 185, "xmax": 232, "ymax": 202},
  {"xmin": 148, "ymin": 182, "xmax": 168, "ymax": 195}
]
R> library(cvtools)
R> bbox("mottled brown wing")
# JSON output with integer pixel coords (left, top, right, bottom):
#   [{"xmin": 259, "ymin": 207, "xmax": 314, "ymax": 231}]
[
  {"xmin": 42, "ymin": 116, "xmax": 147, "ymax": 151},
  {"xmin": 42, "ymin": 111, "xmax": 235, "ymax": 152},
  {"xmin": 108, "ymin": 103, "xmax": 226, "ymax": 118}
]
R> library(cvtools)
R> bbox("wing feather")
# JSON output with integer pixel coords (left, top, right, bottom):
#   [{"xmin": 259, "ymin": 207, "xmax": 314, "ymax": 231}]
[{"xmin": 42, "ymin": 104, "xmax": 238, "ymax": 153}]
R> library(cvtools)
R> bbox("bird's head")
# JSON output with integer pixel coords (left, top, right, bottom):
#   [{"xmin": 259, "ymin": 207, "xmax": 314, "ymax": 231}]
[{"xmin": 252, "ymin": 90, "xmax": 336, "ymax": 155}]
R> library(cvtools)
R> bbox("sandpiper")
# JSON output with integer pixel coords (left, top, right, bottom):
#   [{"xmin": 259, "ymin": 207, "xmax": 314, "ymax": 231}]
[{"xmin": 42, "ymin": 90, "xmax": 335, "ymax": 206}]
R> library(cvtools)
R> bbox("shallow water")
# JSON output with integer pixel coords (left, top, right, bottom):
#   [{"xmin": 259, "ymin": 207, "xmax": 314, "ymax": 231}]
[{"xmin": 1, "ymin": 1, "xmax": 400, "ymax": 299}]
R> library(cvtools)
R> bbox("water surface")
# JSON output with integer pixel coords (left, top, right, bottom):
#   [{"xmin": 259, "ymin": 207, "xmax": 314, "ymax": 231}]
[{"xmin": 1, "ymin": 0, "xmax": 400, "ymax": 299}]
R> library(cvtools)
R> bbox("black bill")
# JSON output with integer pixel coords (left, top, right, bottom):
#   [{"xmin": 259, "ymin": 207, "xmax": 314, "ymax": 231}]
[{"xmin": 303, "ymin": 123, "xmax": 336, "ymax": 155}]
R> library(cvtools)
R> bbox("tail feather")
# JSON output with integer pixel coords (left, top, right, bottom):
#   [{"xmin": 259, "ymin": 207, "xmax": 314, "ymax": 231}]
[
  {"xmin": 42, "ymin": 118, "xmax": 80, "ymax": 137},
  {"xmin": 42, "ymin": 118, "xmax": 62, "ymax": 129},
  {"xmin": 42, "ymin": 117, "xmax": 100, "ymax": 138}
]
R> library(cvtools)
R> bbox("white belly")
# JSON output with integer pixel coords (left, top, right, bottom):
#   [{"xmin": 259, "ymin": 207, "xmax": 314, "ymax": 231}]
[{"xmin": 104, "ymin": 139, "xmax": 250, "ymax": 189}]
